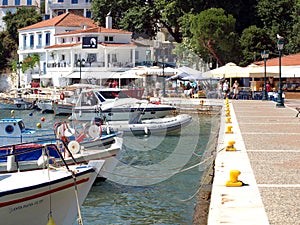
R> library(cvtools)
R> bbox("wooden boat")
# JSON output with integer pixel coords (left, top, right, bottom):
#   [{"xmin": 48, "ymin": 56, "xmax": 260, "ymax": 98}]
[{"xmin": 0, "ymin": 145, "xmax": 104, "ymax": 225}]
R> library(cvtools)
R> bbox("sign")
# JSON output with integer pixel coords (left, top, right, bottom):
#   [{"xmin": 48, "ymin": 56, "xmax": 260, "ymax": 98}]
[{"xmin": 82, "ymin": 37, "xmax": 98, "ymax": 49}]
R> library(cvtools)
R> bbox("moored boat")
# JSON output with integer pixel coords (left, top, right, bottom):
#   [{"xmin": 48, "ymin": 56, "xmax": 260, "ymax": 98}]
[
  {"xmin": 101, "ymin": 113, "xmax": 192, "ymax": 136},
  {"xmin": 0, "ymin": 145, "xmax": 104, "ymax": 225},
  {"xmin": 70, "ymin": 88, "xmax": 178, "ymax": 121}
]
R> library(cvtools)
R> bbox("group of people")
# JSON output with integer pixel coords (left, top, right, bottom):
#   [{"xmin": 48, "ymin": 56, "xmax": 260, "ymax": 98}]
[{"xmin": 217, "ymin": 79, "xmax": 239, "ymax": 99}]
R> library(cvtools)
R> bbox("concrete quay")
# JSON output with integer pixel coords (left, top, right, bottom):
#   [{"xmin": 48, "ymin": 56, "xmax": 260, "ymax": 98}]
[{"xmin": 208, "ymin": 99, "xmax": 300, "ymax": 225}]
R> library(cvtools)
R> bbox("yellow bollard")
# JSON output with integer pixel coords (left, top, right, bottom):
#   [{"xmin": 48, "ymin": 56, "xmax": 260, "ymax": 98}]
[
  {"xmin": 36, "ymin": 123, "xmax": 42, "ymax": 129},
  {"xmin": 225, "ymin": 117, "xmax": 231, "ymax": 123},
  {"xmin": 226, "ymin": 140, "xmax": 236, "ymax": 151},
  {"xmin": 226, "ymin": 170, "xmax": 243, "ymax": 187},
  {"xmin": 225, "ymin": 125, "xmax": 233, "ymax": 134},
  {"xmin": 225, "ymin": 109, "xmax": 230, "ymax": 117}
]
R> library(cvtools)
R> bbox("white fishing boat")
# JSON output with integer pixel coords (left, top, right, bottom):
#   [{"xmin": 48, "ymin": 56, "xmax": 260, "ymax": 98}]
[
  {"xmin": 0, "ymin": 145, "xmax": 104, "ymax": 225},
  {"xmin": 0, "ymin": 97, "xmax": 35, "ymax": 110},
  {"xmin": 70, "ymin": 88, "xmax": 178, "ymax": 121},
  {"xmin": 0, "ymin": 118, "xmax": 118, "ymax": 149},
  {"xmin": 101, "ymin": 113, "xmax": 192, "ymax": 136},
  {"xmin": 36, "ymin": 99, "xmax": 54, "ymax": 113},
  {"xmin": 0, "ymin": 135, "xmax": 122, "ymax": 179}
]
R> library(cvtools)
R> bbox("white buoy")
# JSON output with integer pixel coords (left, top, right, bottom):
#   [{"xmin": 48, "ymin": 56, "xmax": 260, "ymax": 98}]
[
  {"xmin": 88, "ymin": 125, "xmax": 100, "ymax": 138},
  {"xmin": 144, "ymin": 126, "xmax": 149, "ymax": 134},
  {"xmin": 7, "ymin": 155, "xmax": 16, "ymax": 172},
  {"xmin": 37, "ymin": 155, "xmax": 48, "ymax": 167},
  {"xmin": 68, "ymin": 140, "xmax": 81, "ymax": 154}
]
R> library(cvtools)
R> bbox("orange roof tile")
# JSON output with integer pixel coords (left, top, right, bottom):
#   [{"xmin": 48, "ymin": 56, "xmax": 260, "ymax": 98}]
[
  {"xmin": 45, "ymin": 43, "xmax": 80, "ymax": 49},
  {"xmin": 18, "ymin": 12, "xmax": 97, "ymax": 31},
  {"xmin": 55, "ymin": 26, "xmax": 132, "ymax": 36},
  {"xmin": 254, "ymin": 53, "xmax": 300, "ymax": 67}
]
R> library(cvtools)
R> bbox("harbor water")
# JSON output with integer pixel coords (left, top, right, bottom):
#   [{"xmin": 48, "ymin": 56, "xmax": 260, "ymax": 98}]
[{"xmin": 0, "ymin": 109, "xmax": 219, "ymax": 224}]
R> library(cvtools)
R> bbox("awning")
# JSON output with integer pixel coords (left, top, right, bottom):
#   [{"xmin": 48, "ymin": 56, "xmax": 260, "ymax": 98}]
[
  {"xmin": 62, "ymin": 71, "xmax": 116, "ymax": 79},
  {"xmin": 32, "ymin": 74, "xmax": 53, "ymax": 79}
]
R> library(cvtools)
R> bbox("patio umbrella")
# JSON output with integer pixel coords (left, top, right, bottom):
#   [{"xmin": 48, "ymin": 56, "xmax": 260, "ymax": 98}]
[
  {"xmin": 245, "ymin": 64, "xmax": 279, "ymax": 78},
  {"xmin": 202, "ymin": 62, "xmax": 246, "ymax": 78}
]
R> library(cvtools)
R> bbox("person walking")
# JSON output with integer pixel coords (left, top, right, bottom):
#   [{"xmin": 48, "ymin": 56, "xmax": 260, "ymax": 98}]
[
  {"xmin": 222, "ymin": 80, "xmax": 229, "ymax": 98},
  {"xmin": 217, "ymin": 80, "xmax": 223, "ymax": 99},
  {"xmin": 232, "ymin": 80, "xmax": 239, "ymax": 99}
]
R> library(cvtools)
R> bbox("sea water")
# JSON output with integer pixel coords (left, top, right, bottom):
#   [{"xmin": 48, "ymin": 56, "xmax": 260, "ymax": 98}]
[{"xmin": 0, "ymin": 109, "xmax": 219, "ymax": 225}]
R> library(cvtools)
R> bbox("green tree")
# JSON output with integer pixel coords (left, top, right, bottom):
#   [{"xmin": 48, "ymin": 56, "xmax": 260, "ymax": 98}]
[
  {"xmin": 91, "ymin": 0, "xmax": 206, "ymax": 42},
  {"xmin": 257, "ymin": 0, "xmax": 294, "ymax": 46},
  {"xmin": 1, "ymin": 7, "xmax": 42, "ymax": 72},
  {"xmin": 188, "ymin": 8, "xmax": 239, "ymax": 66},
  {"xmin": 3, "ymin": 7, "xmax": 42, "ymax": 44},
  {"xmin": 239, "ymin": 25, "xmax": 273, "ymax": 66}
]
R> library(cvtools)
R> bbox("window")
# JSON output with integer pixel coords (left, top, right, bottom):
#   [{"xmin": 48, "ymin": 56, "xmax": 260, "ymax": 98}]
[
  {"xmin": 37, "ymin": 33, "xmax": 42, "ymax": 48},
  {"xmin": 104, "ymin": 36, "xmax": 114, "ymax": 42},
  {"xmin": 27, "ymin": 0, "xmax": 32, "ymax": 5},
  {"xmin": 2, "ymin": 0, "xmax": 8, "ymax": 5},
  {"xmin": 86, "ymin": 10, "xmax": 92, "ymax": 18},
  {"xmin": 30, "ymin": 34, "xmax": 34, "ymax": 48},
  {"xmin": 45, "ymin": 33, "xmax": 50, "ymax": 46},
  {"xmin": 57, "ymin": 10, "xmax": 64, "ymax": 16},
  {"xmin": 15, "ymin": 0, "xmax": 20, "ymax": 5},
  {"xmin": 58, "ymin": 0, "xmax": 63, "ymax": 2},
  {"xmin": 62, "ymin": 38, "xmax": 65, "ymax": 43},
  {"xmin": 135, "ymin": 51, "xmax": 139, "ymax": 60},
  {"xmin": 71, "ymin": 0, "xmax": 78, "ymax": 4},
  {"xmin": 23, "ymin": 35, "xmax": 27, "ymax": 49}
]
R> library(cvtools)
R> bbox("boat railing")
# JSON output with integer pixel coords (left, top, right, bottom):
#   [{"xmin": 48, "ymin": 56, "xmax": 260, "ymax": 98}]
[{"xmin": 0, "ymin": 139, "xmax": 78, "ymax": 172}]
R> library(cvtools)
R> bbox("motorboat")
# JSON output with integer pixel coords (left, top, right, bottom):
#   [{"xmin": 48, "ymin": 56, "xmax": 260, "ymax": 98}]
[
  {"xmin": 70, "ymin": 88, "xmax": 178, "ymax": 121},
  {"xmin": 0, "ymin": 136, "xmax": 122, "ymax": 179},
  {"xmin": 0, "ymin": 118, "xmax": 123, "ymax": 179},
  {"xmin": 0, "ymin": 97, "xmax": 35, "ymax": 110},
  {"xmin": 0, "ymin": 118, "xmax": 118, "ymax": 149},
  {"xmin": 36, "ymin": 99, "xmax": 54, "ymax": 113},
  {"xmin": 0, "ymin": 145, "xmax": 104, "ymax": 225},
  {"xmin": 99, "ymin": 113, "xmax": 192, "ymax": 136}
]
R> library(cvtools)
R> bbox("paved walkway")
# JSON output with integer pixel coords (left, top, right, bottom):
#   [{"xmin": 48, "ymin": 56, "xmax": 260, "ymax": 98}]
[{"xmin": 208, "ymin": 99, "xmax": 300, "ymax": 225}]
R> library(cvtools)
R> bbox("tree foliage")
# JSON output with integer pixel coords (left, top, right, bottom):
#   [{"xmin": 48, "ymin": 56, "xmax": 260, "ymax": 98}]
[
  {"xmin": 1, "ymin": 7, "xmax": 42, "ymax": 72},
  {"xmin": 188, "ymin": 8, "xmax": 239, "ymax": 66}
]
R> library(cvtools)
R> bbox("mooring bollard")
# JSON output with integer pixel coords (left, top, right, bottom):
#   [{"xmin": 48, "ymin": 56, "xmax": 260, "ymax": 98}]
[
  {"xmin": 226, "ymin": 140, "xmax": 236, "ymax": 151},
  {"xmin": 226, "ymin": 170, "xmax": 243, "ymax": 187}
]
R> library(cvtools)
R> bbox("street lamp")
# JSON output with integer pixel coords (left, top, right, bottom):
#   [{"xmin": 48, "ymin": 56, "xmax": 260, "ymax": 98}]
[
  {"xmin": 276, "ymin": 37, "xmax": 285, "ymax": 107},
  {"xmin": 261, "ymin": 50, "xmax": 269, "ymax": 100},
  {"xmin": 77, "ymin": 58, "xmax": 85, "ymax": 82},
  {"xmin": 16, "ymin": 61, "xmax": 22, "ymax": 90}
]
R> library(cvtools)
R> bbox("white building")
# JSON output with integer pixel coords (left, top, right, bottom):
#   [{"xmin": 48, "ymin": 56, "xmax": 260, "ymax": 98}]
[
  {"xmin": 0, "ymin": 0, "xmax": 40, "ymax": 31},
  {"xmin": 17, "ymin": 12, "xmax": 150, "ymax": 87},
  {"xmin": 45, "ymin": 0, "xmax": 92, "ymax": 19}
]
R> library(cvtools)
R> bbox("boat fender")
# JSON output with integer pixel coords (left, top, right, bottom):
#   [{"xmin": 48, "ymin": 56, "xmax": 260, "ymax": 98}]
[
  {"xmin": 88, "ymin": 125, "xmax": 100, "ymax": 138},
  {"xmin": 106, "ymin": 126, "xmax": 110, "ymax": 135},
  {"xmin": 37, "ymin": 155, "xmax": 48, "ymax": 167},
  {"xmin": 7, "ymin": 155, "xmax": 16, "ymax": 172},
  {"xmin": 144, "ymin": 126, "xmax": 149, "ymax": 134},
  {"xmin": 46, "ymin": 216, "xmax": 57, "ymax": 225},
  {"xmin": 60, "ymin": 92, "xmax": 65, "ymax": 100},
  {"xmin": 68, "ymin": 140, "xmax": 81, "ymax": 154}
]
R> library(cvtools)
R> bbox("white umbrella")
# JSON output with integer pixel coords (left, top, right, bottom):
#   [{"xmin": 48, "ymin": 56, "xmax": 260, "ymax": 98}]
[{"xmin": 203, "ymin": 62, "xmax": 246, "ymax": 78}]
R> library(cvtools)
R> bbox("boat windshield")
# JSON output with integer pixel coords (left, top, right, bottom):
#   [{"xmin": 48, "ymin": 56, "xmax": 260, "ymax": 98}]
[{"xmin": 99, "ymin": 91, "xmax": 130, "ymax": 99}]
